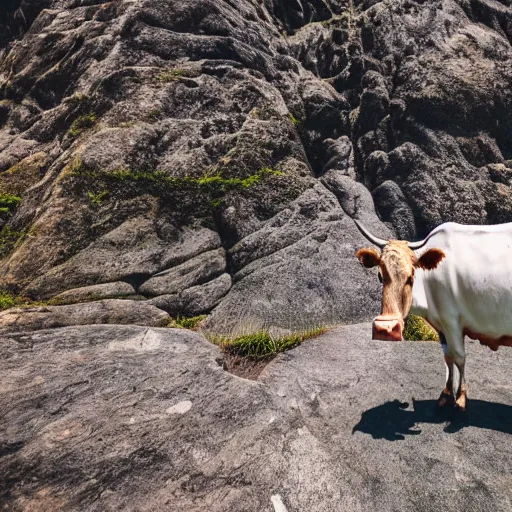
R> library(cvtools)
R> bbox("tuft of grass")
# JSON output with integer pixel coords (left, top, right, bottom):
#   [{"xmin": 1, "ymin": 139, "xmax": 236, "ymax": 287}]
[
  {"xmin": 0, "ymin": 193, "xmax": 21, "ymax": 215},
  {"xmin": 68, "ymin": 113, "xmax": 97, "ymax": 137},
  {"xmin": 87, "ymin": 190, "xmax": 109, "ymax": 206},
  {"xmin": 147, "ymin": 108, "xmax": 162, "ymax": 121},
  {"xmin": 289, "ymin": 113, "xmax": 302, "ymax": 127},
  {"xmin": 0, "ymin": 290, "xmax": 16, "ymax": 310},
  {"xmin": 209, "ymin": 327, "xmax": 327, "ymax": 359},
  {"xmin": 403, "ymin": 315, "xmax": 439, "ymax": 342},
  {"xmin": 155, "ymin": 69, "xmax": 185, "ymax": 82},
  {"xmin": 169, "ymin": 315, "xmax": 207, "ymax": 330},
  {"xmin": 0, "ymin": 225, "xmax": 34, "ymax": 258}
]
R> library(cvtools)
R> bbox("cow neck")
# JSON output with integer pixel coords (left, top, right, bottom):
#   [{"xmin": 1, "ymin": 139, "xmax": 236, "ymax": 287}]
[{"xmin": 411, "ymin": 266, "xmax": 428, "ymax": 318}]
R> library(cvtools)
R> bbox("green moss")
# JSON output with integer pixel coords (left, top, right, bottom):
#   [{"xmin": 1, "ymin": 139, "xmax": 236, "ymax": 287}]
[
  {"xmin": 0, "ymin": 290, "xmax": 16, "ymax": 310},
  {"xmin": 147, "ymin": 108, "xmax": 162, "ymax": 121},
  {"xmin": 403, "ymin": 315, "xmax": 439, "ymax": 342},
  {"xmin": 118, "ymin": 121, "xmax": 137, "ymax": 128},
  {"xmin": 74, "ymin": 166, "xmax": 283, "ymax": 196},
  {"xmin": 0, "ymin": 193, "xmax": 21, "ymax": 215},
  {"xmin": 0, "ymin": 225, "xmax": 35, "ymax": 258},
  {"xmin": 87, "ymin": 190, "xmax": 109, "ymax": 206},
  {"xmin": 209, "ymin": 327, "xmax": 327, "ymax": 359},
  {"xmin": 68, "ymin": 113, "xmax": 97, "ymax": 137},
  {"xmin": 65, "ymin": 93, "xmax": 89, "ymax": 107},
  {"xmin": 289, "ymin": 113, "xmax": 302, "ymax": 127},
  {"xmin": 169, "ymin": 315, "xmax": 208, "ymax": 330},
  {"xmin": 155, "ymin": 69, "xmax": 185, "ymax": 83}
]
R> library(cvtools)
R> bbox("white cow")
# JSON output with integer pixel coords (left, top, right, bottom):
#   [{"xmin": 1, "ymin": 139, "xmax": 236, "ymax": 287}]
[{"xmin": 355, "ymin": 220, "xmax": 512, "ymax": 412}]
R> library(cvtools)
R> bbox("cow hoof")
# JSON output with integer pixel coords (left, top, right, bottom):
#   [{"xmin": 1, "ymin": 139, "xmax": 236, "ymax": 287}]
[{"xmin": 436, "ymin": 391, "xmax": 454, "ymax": 411}]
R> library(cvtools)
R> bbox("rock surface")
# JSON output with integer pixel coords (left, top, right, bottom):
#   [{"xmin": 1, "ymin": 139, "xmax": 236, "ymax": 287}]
[
  {"xmin": 0, "ymin": 299, "xmax": 170, "ymax": 333},
  {"xmin": 1, "ymin": 323, "xmax": 511, "ymax": 511},
  {"xmin": 1, "ymin": 0, "xmax": 512, "ymax": 331}
]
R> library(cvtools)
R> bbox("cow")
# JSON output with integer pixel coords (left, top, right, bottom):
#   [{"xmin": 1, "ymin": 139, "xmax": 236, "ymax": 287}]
[{"xmin": 354, "ymin": 219, "xmax": 512, "ymax": 413}]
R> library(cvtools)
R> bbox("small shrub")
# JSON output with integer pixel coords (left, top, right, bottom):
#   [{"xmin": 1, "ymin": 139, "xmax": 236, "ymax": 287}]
[
  {"xmin": 87, "ymin": 190, "xmax": 109, "ymax": 206},
  {"xmin": 0, "ymin": 193, "xmax": 21, "ymax": 215},
  {"xmin": 147, "ymin": 108, "xmax": 162, "ymax": 121},
  {"xmin": 169, "ymin": 315, "xmax": 207, "ymax": 330},
  {"xmin": 0, "ymin": 290, "xmax": 16, "ymax": 310},
  {"xmin": 68, "ymin": 113, "xmax": 97, "ymax": 137},
  {"xmin": 403, "ymin": 315, "xmax": 439, "ymax": 342},
  {"xmin": 210, "ymin": 327, "xmax": 327, "ymax": 359}
]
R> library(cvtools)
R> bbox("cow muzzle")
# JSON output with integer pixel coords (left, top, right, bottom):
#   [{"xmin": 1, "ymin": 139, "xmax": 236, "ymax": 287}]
[{"xmin": 372, "ymin": 316, "xmax": 403, "ymax": 342}]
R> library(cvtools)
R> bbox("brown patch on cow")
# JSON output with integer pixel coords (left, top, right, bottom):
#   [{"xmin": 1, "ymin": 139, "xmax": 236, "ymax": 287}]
[
  {"xmin": 416, "ymin": 248, "xmax": 446, "ymax": 270},
  {"xmin": 464, "ymin": 328, "xmax": 512, "ymax": 352},
  {"xmin": 356, "ymin": 247, "xmax": 381, "ymax": 268}
]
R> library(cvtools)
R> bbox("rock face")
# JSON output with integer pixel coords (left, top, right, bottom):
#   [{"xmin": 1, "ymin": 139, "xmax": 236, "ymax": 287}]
[
  {"xmin": 1, "ymin": 324, "xmax": 511, "ymax": 511},
  {"xmin": 0, "ymin": 299, "xmax": 170, "ymax": 333},
  {"xmin": 1, "ymin": 0, "xmax": 512, "ymax": 331}
]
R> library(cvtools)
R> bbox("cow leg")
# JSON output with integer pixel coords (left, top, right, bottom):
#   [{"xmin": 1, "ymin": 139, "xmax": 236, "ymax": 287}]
[
  {"xmin": 437, "ymin": 333, "xmax": 455, "ymax": 408},
  {"xmin": 454, "ymin": 358, "xmax": 467, "ymax": 413}
]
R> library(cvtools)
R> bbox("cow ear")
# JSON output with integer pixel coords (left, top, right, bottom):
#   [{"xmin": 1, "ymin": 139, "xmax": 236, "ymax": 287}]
[
  {"xmin": 416, "ymin": 248, "xmax": 445, "ymax": 270},
  {"xmin": 356, "ymin": 247, "xmax": 381, "ymax": 268}
]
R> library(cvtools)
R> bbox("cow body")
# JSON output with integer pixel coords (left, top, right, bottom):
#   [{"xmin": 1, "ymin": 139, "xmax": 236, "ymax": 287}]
[{"xmin": 411, "ymin": 221, "xmax": 512, "ymax": 354}]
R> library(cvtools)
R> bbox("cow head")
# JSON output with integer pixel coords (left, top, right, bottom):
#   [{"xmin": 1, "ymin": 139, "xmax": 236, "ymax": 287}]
[{"xmin": 354, "ymin": 220, "xmax": 445, "ymax": 342}]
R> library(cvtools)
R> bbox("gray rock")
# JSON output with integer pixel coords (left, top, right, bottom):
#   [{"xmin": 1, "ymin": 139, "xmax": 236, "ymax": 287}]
[
  {"xmin": 52, "ymin": 282, "xmax": 137, "ymax": 302},
  {"xmin": 24, "ymin": 222, "xmax": 221, "ymax": 299},
  {"xmin": 1, "ymin": 0, "xmax": 512, "ymax": 332},
  {"xmin": 0, "ymin": 323, "xmax": 511, "ymax": 510},
  {"xmin": 320, "ymin": 136, "xmax": 355, "ymax": 176},
  {"xmin": 372, "ymin": 180, "xmax": 417, "ymax": 240},
  {"xmin": 149, "ymin": 273, "xmax": 232, "ymax": 316},
  {"xmin": 0, "ymin": 300, "xmax": 170, "ymax": 333},
  {"xmin": 139, "ymin": 248, "xmax": 226, "ymax": 297},
  {"xmin": 205, "ymin": 184, "xmax": 392, "ymax": 334}
]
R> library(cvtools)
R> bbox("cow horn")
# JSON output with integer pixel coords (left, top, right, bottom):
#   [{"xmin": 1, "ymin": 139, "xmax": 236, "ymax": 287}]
[
  {"xmin": 407, "ymin": 239, "xmax": 428, "ymax": 250},
  {"xmin": 353, "ymin": 219, "xmax": 388, "ymax": 249}
]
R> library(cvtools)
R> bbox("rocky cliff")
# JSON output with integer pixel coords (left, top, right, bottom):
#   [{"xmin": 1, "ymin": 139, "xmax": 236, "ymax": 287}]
[{"xmin": 1, "ymin": 0, "xmax": 512, "ymax": 332}]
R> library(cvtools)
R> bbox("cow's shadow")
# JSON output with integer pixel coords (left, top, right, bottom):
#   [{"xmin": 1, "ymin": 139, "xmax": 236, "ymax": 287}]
[{"xmin": 352, "ymin": 399, "xmax": 512, "ymax": 441}]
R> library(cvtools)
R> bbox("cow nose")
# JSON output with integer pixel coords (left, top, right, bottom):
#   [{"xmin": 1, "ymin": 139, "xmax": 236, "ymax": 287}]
[{"xmin": 372, "ymin": 317, "xmax": 403, "ymax": 342}]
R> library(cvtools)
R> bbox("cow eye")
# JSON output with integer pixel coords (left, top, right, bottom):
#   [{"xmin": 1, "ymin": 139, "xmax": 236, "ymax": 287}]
[
  {"xmin": 406, "ymin": 276, "xmax": 413, "ymax": 286},
  {"xmin": 378, "ymin": 272, "xmax": 383, "ymax": 283}
]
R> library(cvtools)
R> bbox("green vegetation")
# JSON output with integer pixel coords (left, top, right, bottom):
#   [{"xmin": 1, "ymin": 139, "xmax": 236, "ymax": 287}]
[
  {"xmin": 65, "ymin": 93, "xmax": 89, "ymax": 107},
  {"xmin": 87, "ymin": 190, "xmax": 109, "ymax": 206},
  {"xmin": 0, "ymin": 193, "xmax": 21, "ymax": 215},
  {"xmin": 68, "ymin": 112, "xmax": 97, "ymax": 137},
  {"xmin": 0, "ymin": 290, "xmax": 16, "ymax": 310},
  {"xmin": 74, "ymin": 166, "xmax": 284, "ymax": 201},
  {"xmin": 403, "ymin": 315, "xmax": 439, "ymax": 342},
  {"xmin": 209, "ymin": 327, "xmax": 327, "ymax": 359},
  {"xmin": 289, "ymin": 113, "xmax": 302, "ymax": 127},
  {"xmin": 1, "ymin": 152, "xmax": 48, "ymax": 197},
  {"xmin": 147, "ymin": 108, "xmax": 162, "ymax": 121},
  {"xmin": 169, "ymin": 315, "xmax": 207, "ymax": 330},
  {"xmin": 155, "ymin": 69, "xmax": 185, "ymax": 82},
  {"xmin": 0, "ymin": 225, "xmax": 33, "ymax": 258},
  {"xmin": 118, "ymin": 121, "xmax": 137, "ymax": 128}
]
